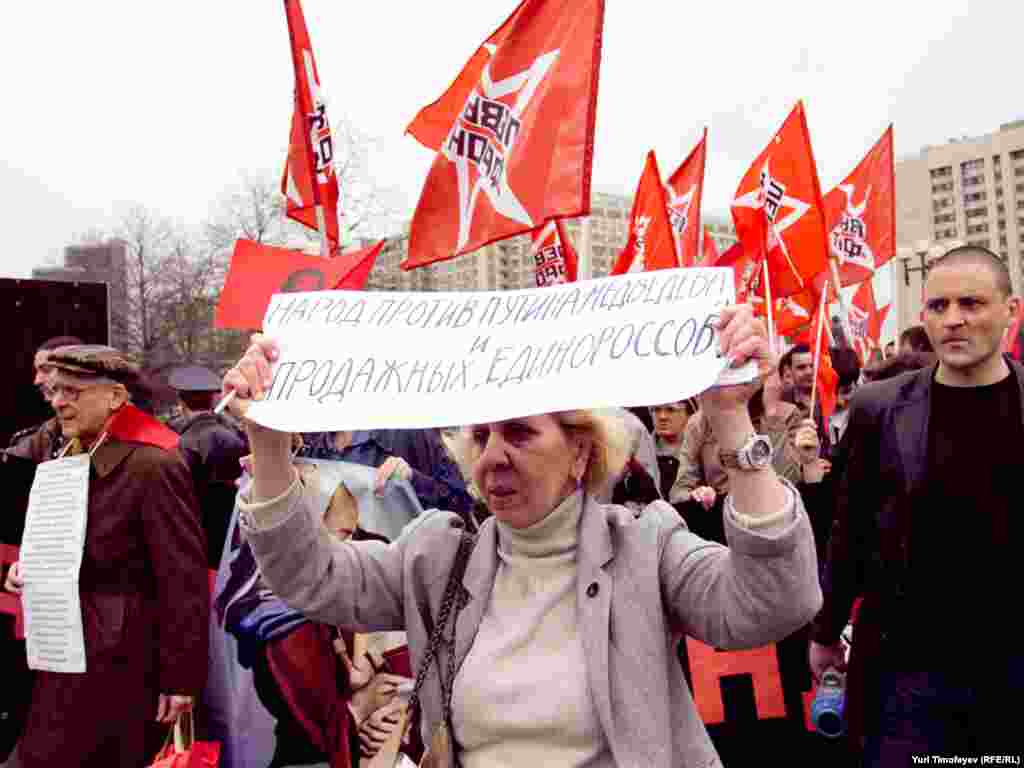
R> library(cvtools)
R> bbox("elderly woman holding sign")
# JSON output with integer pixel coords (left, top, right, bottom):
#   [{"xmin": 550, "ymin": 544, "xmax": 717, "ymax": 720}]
[{"xmin": 223, "ymin": 304, "xmax": 821, "ymax": 768}]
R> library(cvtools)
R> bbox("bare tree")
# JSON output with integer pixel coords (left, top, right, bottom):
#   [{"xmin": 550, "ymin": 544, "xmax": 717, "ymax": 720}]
[{"xmin": 109, "ymin": 206, "xmax": 177, "ymax": 364}]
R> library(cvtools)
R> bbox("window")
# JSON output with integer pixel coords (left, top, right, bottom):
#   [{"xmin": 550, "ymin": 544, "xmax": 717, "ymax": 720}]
[
  {"xmin": 998, "ymin": 203, "xmax": 1006, "ymax": 214},
  {"xmin": 966, "ymin": 223, "xmax": 989, "ymax": 235},
  {"xmin": 966, "ymin": 238, "xmax": 990, "ymax": 249},
  {"xmin": 1000, "ymin": 219, "xmax": 1008, "ymax": 229},
  {"xmin": 995, "ymin": 172, "xmax": 1003, "ymax": 183},
  {"xmin": 993, "ymin": 155, "xmax": 1002, "ymax": 165},
  {"xmin": 962, "ymin": 175, "xmax": 984, "ymax": 187},
  {"xmin": 1018, "ymin": 183, "xmax": 1024, "ymax": 194},
  {"xmin": 1018, "ymin": 200, "xmax": 1024, "ymax": 210},
  {"xmin": 997, "ymin": 187, "xmax": 1004, "ymax": 198},
  {"xmin": 964, "ymin": 191, "xmax": 987, "ymax": 203},
  {"xmin": 1011, "ymin": 149, "xmax": 1024, "ymax": 161},
  {"xmin": 961, "ymin": 158, "xmax": 984, "ymax": 172},
  {"xmin": 1000, "ymin": 235, "xmax": 1008, "ymax": 246},
  {"xmin": 965, "ymin": 207, "xmax": 987, "ymax": 219},
  {"xmin": 932, "ymin": 182, "xmax": 954, "ymax": 193},
  {"xmin": 930, "ymin": 166, "xmax": 952, "ymax": 178}
]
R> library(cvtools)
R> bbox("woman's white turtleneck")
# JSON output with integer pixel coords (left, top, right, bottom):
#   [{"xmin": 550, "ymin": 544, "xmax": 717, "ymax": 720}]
[{"xmin": 451, "ymin": 491, "xmax": 612, "ymax": 767}]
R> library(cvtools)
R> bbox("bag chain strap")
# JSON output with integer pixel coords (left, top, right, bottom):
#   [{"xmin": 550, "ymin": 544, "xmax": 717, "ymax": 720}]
[{"xmin": 407, "ymin": 530, "xmax": 475, "ymax": 729}]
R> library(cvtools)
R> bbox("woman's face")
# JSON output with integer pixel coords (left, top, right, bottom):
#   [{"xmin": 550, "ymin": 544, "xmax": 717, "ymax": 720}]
[{"xmin": 469, "ymin": 414, "xmax": 587, "ymax": 529}]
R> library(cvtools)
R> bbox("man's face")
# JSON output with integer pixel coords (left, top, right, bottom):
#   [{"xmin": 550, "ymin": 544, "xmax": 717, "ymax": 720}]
[
  {"xmin": 33, "ymin": 350, "xmax": 54, "ymax": 390},
  {"xmin": 923, "ymin": 264, "xmax": 1018, "ymax": 378},
  {"xmin": 650, "ymin": 403, "xmax": 690, "ymax": 440},
  {"xmin": 49, "ymin": 376, "xmax": 125, "ymax": 442},
  {"xmin": 791, "ymin": 352, "xmax": 815, "ymax": 393}
]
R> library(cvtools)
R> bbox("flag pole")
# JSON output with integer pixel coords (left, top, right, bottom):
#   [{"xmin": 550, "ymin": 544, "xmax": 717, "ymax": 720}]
[
  {"xmin": 810, "ymin": 287, "xmax": 828, "ymax": 417},
  {"xmin": 829, "ymin": 259, "xmax": 854, "ymax": 346},
  {"xmin": 762, "ymin": 259, "xmax": 776, "ymax": 356}
]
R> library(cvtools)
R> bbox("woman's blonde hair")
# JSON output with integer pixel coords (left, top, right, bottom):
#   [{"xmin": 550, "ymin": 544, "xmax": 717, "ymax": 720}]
[{"xmin": 452, "ymin": 410, "xmax": 630, "ymax": 497}]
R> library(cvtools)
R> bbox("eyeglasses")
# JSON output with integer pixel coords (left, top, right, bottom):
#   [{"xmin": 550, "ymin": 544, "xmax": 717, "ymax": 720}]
[
  {"xmin": 46, "ymin": 382, "xmax": 105, "ymax": 402},
  {"xmin": 650, "ymin": 404, "xmax": 685, "ymax": 413}
]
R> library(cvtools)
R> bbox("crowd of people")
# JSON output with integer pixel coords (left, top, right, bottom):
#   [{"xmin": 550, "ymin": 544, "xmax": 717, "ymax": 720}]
[{"xmin": 1, "ymin": 243, "xmax": 1022, "ymax": 767}]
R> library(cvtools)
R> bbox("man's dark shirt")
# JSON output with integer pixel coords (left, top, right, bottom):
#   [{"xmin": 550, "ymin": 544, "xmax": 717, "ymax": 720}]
[{"xmin": 900, "ymin": 373, "xmax": 1021, "ymax": 662}]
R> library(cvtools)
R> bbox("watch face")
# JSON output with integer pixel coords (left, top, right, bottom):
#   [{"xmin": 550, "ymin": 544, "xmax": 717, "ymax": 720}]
[{"xmin": 749, "ymin": 437, "xmax": 772, "ymax": 465}]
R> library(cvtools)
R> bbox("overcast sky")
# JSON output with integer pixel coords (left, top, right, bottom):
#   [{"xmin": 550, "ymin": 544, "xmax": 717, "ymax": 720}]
[{"xmin": 2, "ymin": 0, "xmax": 1020, "ymax": 292}]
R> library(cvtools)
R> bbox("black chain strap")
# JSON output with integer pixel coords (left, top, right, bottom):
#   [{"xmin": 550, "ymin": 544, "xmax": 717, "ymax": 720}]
[{"xmin": 407, "ymin": 530, "xmax": 476, "ymax": 729}]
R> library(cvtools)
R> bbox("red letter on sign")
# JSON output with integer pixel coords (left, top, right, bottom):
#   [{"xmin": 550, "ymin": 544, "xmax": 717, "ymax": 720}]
[{"xmin": 685, "ymin": 638, "xmax": 786, "ymax": 725}]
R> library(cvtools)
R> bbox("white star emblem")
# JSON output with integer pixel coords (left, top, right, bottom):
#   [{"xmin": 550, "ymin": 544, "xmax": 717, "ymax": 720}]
[
  {"xmin": 732, "ymin": 158, "xmax": 810, "ymax": 286},
  {"xmin": 665, "ymin": 183, "xmax": 696, "ymax": 257},
  {"xmin": 442, "ymin": 47, "xmax": 559, "ymax": 252}
]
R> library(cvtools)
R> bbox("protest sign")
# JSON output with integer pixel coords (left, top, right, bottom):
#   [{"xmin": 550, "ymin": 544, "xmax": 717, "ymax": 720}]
[{"xmin": 244, "ymin": 267, "xmax": 753, "ymax": 432}]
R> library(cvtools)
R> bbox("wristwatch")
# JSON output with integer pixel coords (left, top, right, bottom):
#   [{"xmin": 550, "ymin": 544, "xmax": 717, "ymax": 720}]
[{"xmin": 718, "ymin": 433, "xmax": 773, "ymax": 472}]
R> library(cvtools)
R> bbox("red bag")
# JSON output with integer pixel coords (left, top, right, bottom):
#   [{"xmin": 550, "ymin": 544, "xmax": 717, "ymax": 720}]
[{"xmin": 148, "ymin": 713, "xmax": 220, "ymax": 768}]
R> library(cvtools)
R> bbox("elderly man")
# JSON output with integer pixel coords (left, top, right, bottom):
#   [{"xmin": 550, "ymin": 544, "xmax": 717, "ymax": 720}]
[{"xmin": 3, "ymin": 345, "xmax": 209, "ymax": 768}]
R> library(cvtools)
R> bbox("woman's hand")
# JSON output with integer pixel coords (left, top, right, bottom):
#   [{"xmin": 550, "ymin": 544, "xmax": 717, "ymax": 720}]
[
  {"xmin": 358, "ymin": 699, "xmax": 404, "ymax": 758},
  {"xmin": 793, "ymin": 418, "xmax": 821, "ymax": 465},
  {"xmin": 222, "ymin": 334, "xmax": 294, "ymax": 501},
  {"xmin": 702, "ymin": 304, "xmax": 775, "ymax": 417},
  {"xmin": 374, "ymin": 456, "xmax": 412, "ymax": 496},
  {"xmin": 335, "ymin": 636, "xmax": 384, "ymax": 691},
  {"xmin": 3, "ymin": 561, "xmax": 23, "ymax": 594},
  {"xmin": 692, "ymin": 486, "xmax": 717, "ymax": 510}
]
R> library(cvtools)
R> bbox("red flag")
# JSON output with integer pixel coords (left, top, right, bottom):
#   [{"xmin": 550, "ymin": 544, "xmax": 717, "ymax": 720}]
[
  {"xmin": 825, "ymin": 126, "xmax": 896, "ymax": 286},
  {"xmin": 106, "ymin": 405, "xmax": 179, "ymax": 451},
  {"xmin": 730, "ymin": 101, "xmax": 830, "ymax": 299},
  {"xmin": 403, "ymin": 0, "xmax": 605, "ymax": 269},
  {"xmin": 701, "ymin": 228, "xmax": 720, "ymax": 266},
  {"xmin": 530, "ymin": 219, "xmax": 578, "ymax": 287},
  {"xmin": 711, "ymin": 241, "xmax": 761, "ymax": 304},
  {"xmin": 848, "ymin": 279, "xmax": 891, "ymax": 364},
  {"xmin": 611, "ymin": 151, "xmax": 678, "ymax": 275},
  {"xmin": 666, "ymin": 130, "xmax": 707, "ymax": 267},
  {"xmin": 809, "ymin": 296, "xmax": 838, "ymax": 421},
  {"xmin": 335, "ymin": 240, "xmax": 385, "ymax": 290},
  {"xmin": 215, "ymin": 239, "xmax": 383, "ymax": 330},
  {"xmin": 772, "ymin": 291, "xmax": 816, "ymax": 337},
  {"xmin": 281, "ymin": 0, "xmax": 341, "ymax": 254}
]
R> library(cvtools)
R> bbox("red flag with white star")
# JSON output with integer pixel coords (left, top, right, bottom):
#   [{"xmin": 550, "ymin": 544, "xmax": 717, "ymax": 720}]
[
  {"xmin": 530, "ymin": 219, "xmax": 578, "ymax": 287},
  {"xmin": 281, "ymin": 0, "xmax": 340, "ymax": 255},
  {"xmin": 701, "ymin": 228, "xmax": 720, "ymax": 266},
  {"xmin": 611, "ymin": 151, "xmax": 678, "ymax": 275},
  {"xmin": 666, "ymin": 129, "xmax": 707, "ymax": 267},
  {"xmin": 730, "ymin": 101, "xmax": 830, "ymax": 299},
  {"xmin": 848, "ymin": 279, "xmax": 890, "ymax": 364},
  {"xmin": 825, "ymin": 126, "xmax": 896, "ymax": 287},
  {"xmin": 403, "ymin": 0, "xmax": 605, "ymax": 270}
]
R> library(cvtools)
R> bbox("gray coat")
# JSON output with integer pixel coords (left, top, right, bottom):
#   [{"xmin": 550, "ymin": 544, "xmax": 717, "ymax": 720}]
[{"xmin": 243, "ymin": 482, "xmax": 821, "ymax": 768}]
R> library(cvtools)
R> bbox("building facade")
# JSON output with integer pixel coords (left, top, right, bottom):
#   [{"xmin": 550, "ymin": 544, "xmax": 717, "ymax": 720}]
[
  {"xmin": 31, "ymin": 240, "xmax": 129, "ymax": 347},
  {"xmin": 364, "ymin": 191, "xmax": 736, "ymax": 293},
  {"xmin": 892, "ymin": 119, "xmax": 1024, "ymax": 330}
]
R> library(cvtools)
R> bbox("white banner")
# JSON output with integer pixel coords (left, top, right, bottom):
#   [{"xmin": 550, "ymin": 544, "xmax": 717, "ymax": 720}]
[
  {"xmin": 20, "ymin": 454, "xmax": 90, "ymax": 673},
  {"xmin": 246, "ymin": 267, "xmax": 754, "ymax": 432}
]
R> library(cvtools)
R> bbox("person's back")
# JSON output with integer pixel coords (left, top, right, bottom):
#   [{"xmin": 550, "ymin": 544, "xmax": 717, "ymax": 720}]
[{"xmin": 810, "ymin": 245, "xmax": 1024, "ymax": 765}]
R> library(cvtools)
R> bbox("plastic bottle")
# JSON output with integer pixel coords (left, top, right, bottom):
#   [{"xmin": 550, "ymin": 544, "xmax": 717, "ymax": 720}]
[{"xmin": 811, "ymin": 667, "xmax": 846, "ymax": 739}]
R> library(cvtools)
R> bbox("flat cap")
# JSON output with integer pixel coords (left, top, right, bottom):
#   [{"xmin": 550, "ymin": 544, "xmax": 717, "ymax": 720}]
[
  {"xmin": 168, "ymin": 364, "xmax": 222, "ymax": 392},
  {"xmin": 48, "ymin": 345, "xmax": 140, "ymax": 384}
]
